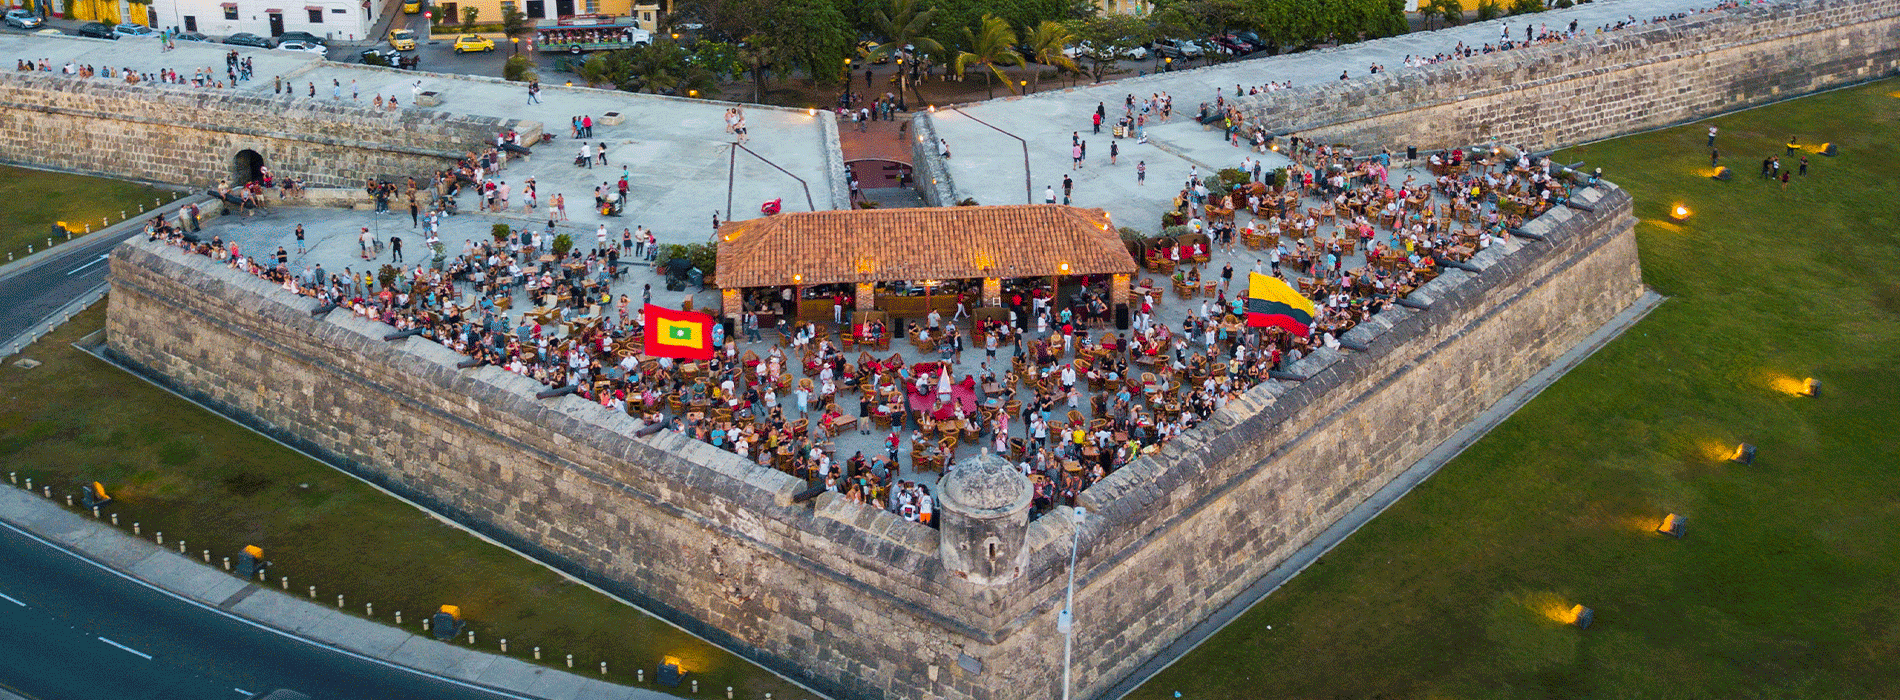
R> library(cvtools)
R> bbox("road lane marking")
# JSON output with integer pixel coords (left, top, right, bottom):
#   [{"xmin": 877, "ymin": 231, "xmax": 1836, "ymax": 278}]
[
  {"xmin": 233, "ymin": 688, "xmax": 252, "ymax": 695},
  {"xmin": 0, "ymin": 591, "xmax": 24, "ymax": 606},
  {"xmin": 95, "ymin": 636, "xmax": 152, "ymax": 660},
  {"xmin": 66, "ymin": 254, "xmax": 109, "ymax": 276}
]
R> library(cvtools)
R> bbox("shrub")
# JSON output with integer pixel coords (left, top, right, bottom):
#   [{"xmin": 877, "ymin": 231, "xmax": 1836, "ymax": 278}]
[
  {"xmin": 1203, "ymin": 175, "xmax": 1230, "ymax": 198},
  {"xmin": 362, "ymin": 51, "xmax": 390, "ymax": 67},
  {"xmin": 1118, "ymin": 226, "xmax": 1148, "ymax": 246},
  {"xmin": 378, "ymin": 264, "xmax": 401, "ymax": 290},
  {"xmin": 659, "ymin": 242, "xmax": 718, "ymax": 275},
  {"xmin": 956, "ymin": 198, "xmax": 980, "ymax": 206},
  {"xmin": 1161, "ymin": 211, "xmax": 1186, "ymax": 228},
  {"xmin": 551, "ymin": 233, "xmax": 574, "ymax": 256},
  {"xmin": 1477, "ymin": 0, "xmax": 1503, "ymax": 20},
  {"xmin": 491, "ymin": 223, "xmax": 512, "ymax": 242},
  {"xmin": 503, "ymin": 55, "xmax": 536, "ymax": 82},
  {"xmin": 1508, "ymin": 0, "xmax": 1542, "ymax": 15},
  {"xmin": 1554, "ymin": 0, "xmax": 1573, "ymax": 7},
  {"xmin": 1160, "ymin": 225, "xmax": 1190, "ymax": 240},
  {"xmin": 1216, "ymin": 168, "xmax": 1249, "ymax": 187}
]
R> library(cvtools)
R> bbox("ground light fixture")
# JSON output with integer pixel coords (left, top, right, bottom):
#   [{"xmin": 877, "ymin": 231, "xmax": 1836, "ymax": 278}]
[
  {"xmin": 1657, "ymin": 513, "xmax": 1686, "ymax": 538},
  {"xmin": 1567, "ymin": 604, "xmax": 1595, "ymax": 629},
  {"xmin": 1710, "ymin": 166, "xmax": 1731, "ymax": 180},
  {"xmin": 1729, "ymin": 443, "xmax": 1757, "ymax": 465},
  {"xmin": 657, "ymin": 655, "xmax": 686, "ymax": 687},
  {"xmin": 1668, "ymin": 204, "xmax": 1692, "ymax": 222},
  {"xmin": 1801, "ymin": 377, "xmax": 1821, "ymax": 397}
]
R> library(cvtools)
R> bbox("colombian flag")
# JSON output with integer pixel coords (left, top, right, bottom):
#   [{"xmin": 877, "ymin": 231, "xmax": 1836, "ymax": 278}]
[
  {"xmin": 1246, "ymin": 273, "xmax": 1317, "ymax": 337},
  {"xmin": 643, "ymin": 304, "xmax": 715, "ymax": 359}
]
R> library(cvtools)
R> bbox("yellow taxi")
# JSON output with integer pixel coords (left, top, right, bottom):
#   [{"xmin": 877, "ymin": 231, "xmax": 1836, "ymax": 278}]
[
  {"xmin": 451, "ymin": 34, "xmax": 494, "ymax": 53},
  {"xmin": 387, "ymin": 28, "xmax": 417, "ymax": 51},
  {"xmin": 402, "ymin": 0, "xmax": 421, "ymax": 12}
]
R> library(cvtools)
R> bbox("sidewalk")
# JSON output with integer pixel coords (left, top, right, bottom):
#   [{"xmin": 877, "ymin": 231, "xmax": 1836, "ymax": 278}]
[{"xmin": 0, "ymin": 482, "xmax": 674, "ymax": 700}]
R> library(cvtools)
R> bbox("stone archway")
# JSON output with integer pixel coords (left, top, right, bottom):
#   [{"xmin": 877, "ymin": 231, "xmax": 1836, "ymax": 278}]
[{"xmin": 231, "ymin": 149, "xmax": 264, "ymax": 185}]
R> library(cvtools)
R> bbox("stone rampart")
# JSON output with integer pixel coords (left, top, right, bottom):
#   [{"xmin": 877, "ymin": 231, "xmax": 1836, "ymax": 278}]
[
  {"xmin": 106, "ymin": 176, "xmax": 1641, "ymax": 698},
  {"xmin": 1237, "ymin": 0, "xmax": 1900, "ymax": 152},
  {"xmin": 0, "ymin": 73, "xmax": 521, "ymax": 188}
]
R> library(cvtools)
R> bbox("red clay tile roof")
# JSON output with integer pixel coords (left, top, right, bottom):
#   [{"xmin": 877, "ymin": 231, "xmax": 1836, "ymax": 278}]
[{"xmin": 715, "ymin": 205, "xmax": 1136, "ymax": 289}]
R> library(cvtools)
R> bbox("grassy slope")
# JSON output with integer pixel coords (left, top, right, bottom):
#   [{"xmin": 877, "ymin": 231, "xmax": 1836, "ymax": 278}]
[
  {"xmin": 1131, "ymin": 79, "xmax": 1900, "ymax": 699},
  {"xmin": 0, "ymin": 165, "xmax": 168, "ymax": 258},
  {"xmin": 0, "ymin": 307, "xmax": 802, "ymax": 698}
]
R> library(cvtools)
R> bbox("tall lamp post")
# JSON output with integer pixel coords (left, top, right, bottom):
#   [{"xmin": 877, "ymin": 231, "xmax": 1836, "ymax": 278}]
[{"xmin": 1059, "ymin": 505, "xmax": 1085, "ymax": 700}]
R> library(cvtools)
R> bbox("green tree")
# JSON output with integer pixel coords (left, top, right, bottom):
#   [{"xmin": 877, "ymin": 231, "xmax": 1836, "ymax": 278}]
[
  {"xmin": 460, "ymin": 4, "xmax": 479, "ymax": 26},
  {"xmin": 867, "ymin": 0, "xmax": 946, "ymax": 104},
  {"xmin": 1022, "ymin": 20, "xmax": 1077, "ymax": 92},
  {"xmin": 1066, "ymin": 14, "xmax": 1152, "ymax": 82},
  {"xmin": 1508, "ymin": 0, "xmax": 1543, "ymax": 15},
  {"xmin": 735, "ymin": 37, "xmax": 782, "ymax": 103},
  {"xmin": 619, "ymin": 39, "xmax": 720, "ymax": 96},
  {"xmin": 1476, "ymin": 0, "xmax": 1503, "ymax": 21},
  {"xmin": 954, "ymin": 14, "xmax": 1024, "ymax": 98},
  {"xmin": 503, "ymin": 55, "xmax": 536, "ymax": 82},
  {"xmin": 575, "ymin": 51, "xmax": 628, "ymax": 87},
  {"xmin": 748, "ymin": 0, "xmax": 851, "ymax": 86},
  {"xmin": 501, "ymin": 5, "xmax": 527, "ymax": 38}
]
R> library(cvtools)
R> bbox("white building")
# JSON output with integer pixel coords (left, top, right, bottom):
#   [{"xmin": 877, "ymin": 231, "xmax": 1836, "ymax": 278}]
[{"xmin": 149, "ymin": 0, "xmax": 380, "ymax": 42}]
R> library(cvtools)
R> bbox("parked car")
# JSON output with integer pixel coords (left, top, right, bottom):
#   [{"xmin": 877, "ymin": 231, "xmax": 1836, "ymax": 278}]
[
  {"xmin": 1207, "ymin": 34, "xmax": 1249, "ymax": 56},
  {"xmin": 450, "ymin": 34, "xmax": 494, "ymax": 53},
  {"xmin": 1151, "ymin": 38, "xmax": 1203, "ymax": 60},
  {"xmin": 4, "ymin": 9, "xmax": 43, "ymax": 29},
  {"xmin": 1064, "ymin": 41, "xmax": 1147, "ymax": 61},
  {"xmin": 176, "ymin": 31, "xmax": 210, "ymax": 42},
  {"xmin": 1228, "ymin": 29, "xmax": 1271, "ymax": 53},
  {"xmin": 276, "ymin": 40, "xmax": 327, "ymax": 57},
  {"xmin": 387, "ymin": 28, "xmax": 417, "ymax": 51},
  {"xmin": 74, "ymin": 22, "xmax": 116, "ymax": 39},
  {"xmin": 276, "ymin": 30, "xmax": 326, "ymax": 45},
  {"xmin": 402, "ymin": 0, "xmax": 422, "ymax": 13},
  {"xmin": 111, "ymin": 23, "xmax": 155, "ymax": 38},
  {"xmin": 223, "ymin": 32, "xmax": 275, "ymax": 48}
]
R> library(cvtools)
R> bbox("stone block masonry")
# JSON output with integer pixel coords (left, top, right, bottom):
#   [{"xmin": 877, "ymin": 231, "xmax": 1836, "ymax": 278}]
[
  {"xmin": 106, "ymin": 179, "xmax": 1641, "ymax": 698},
  {"xmin": 0, "ymin": 73, "xmax": 526, "ymax": 189},
  {"xmin": 1236, "ymin": 0, "xmax": 1900, "ymax": 152}
]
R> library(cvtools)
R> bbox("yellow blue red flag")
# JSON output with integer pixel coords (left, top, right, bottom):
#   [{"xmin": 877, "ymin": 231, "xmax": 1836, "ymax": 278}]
[{"xmin": 1246, "ymin": 272, "xmax": 1317, "ymax": 337}]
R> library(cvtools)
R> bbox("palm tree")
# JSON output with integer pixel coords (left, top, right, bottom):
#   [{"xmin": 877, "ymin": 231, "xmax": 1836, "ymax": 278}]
[
  {"xmin": 737, "ymin": 37, "xmax": 780, "ymax": 103},
  {"xmin": 867, "ymin": 0, "xmax": 944, "ymax": 105},
  {"xmin": 1022, "ymin": 20, "xmax": 1077, "ymax": 93},
  {"xmin": 954, "ymin": 14, "xmax": 1024, "ymax": 99}
]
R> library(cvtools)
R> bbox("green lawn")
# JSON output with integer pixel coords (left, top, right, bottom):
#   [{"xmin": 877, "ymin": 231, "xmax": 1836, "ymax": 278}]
[
  {"xmin": 0, "ymin": 164, "xmax": 171, "ymax": 260},
  {"xmin": 0, "ymin": 307, "xmax": 804, "ymax": 699},
  {"xmin": 1133, "ymin": 78, "xmax": 1900, "ymax": 699}
]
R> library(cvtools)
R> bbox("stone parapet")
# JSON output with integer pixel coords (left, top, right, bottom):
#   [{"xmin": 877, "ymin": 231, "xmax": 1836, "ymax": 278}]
[
  {"xmin": 0, "ymin": 72, "xmax": 521, "ymax": 188},
  {"xmin": 1234, "ymin": 0, "xmax": 1900, "ymax": 152}
]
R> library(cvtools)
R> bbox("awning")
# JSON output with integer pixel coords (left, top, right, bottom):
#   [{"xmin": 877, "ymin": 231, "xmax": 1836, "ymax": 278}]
[
  {"xmin": 219, "ymin": 2, "xmax": 237, "ymax": 7},
  {"xmin": 304, "ymin": 5, "xmax": 322, "ymax": 10}
]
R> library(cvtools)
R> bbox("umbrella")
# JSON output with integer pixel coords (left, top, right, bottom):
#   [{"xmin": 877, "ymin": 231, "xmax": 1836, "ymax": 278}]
[{"xmin": 664, "ymin": 257, "xmax": 694, "ymax": 276}]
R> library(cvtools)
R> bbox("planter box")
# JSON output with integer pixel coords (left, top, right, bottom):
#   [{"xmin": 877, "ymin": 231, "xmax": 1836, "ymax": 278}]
[
  {"xmin": 417, "ymin": 91, "xmax": 443, "ymax": 107},
  {"xmin": 599, "ymin": 112, "xmax": 624, "ymax": 126}
]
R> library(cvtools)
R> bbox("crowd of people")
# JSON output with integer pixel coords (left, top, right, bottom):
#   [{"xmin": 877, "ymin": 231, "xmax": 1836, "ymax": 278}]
[
  {"xmin": 14, "ymin": 48, "xmax": 255, "ymax": 88},
  {"xmin": 1400, "ymin": 0, "xmax": 1753, "ymax": 68}
]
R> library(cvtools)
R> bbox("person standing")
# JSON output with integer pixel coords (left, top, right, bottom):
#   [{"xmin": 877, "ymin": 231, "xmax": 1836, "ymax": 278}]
[
  {"xmin": 408, "ymin": 197, "xmax": 420, "ymax": 227},
  {"xmin": 597, "ymin": 142, "xmax": 609, "ymax": 166},
  {"xmin": 1061, "ymin": 175, "xmax": 1073, "ymax": 205},
  {"xmin": 1110, "ymin": 141, "xmax": 1118, "ymax": 165},
  {"xmin": 390, "ymin": 236, "xmax": 404, "ymax": 263},
  {"xmin": 294, "ymin": 223, "xmax": 306, "ymax": 254},
  {"xmin": 1707, "ymin": 125, "xmax": 1718, "ymax": 148},
  {"xmin": 1136, "ymin": 160, "xmax": 1146, "ymax": 185}
]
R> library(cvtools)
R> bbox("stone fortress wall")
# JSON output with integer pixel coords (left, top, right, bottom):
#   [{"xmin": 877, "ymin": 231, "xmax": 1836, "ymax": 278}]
[
  {"xmin": 94, "ymin": 0, "xmax": 1898, "ymax": 696},
  {"xmin": 107, "ymin": 180, "xmax": 1639, "ymax": 700},
  {"xmin": 0, "ymin": 73, "xmax": 526, "ymax": 188},
  {"xmin": 1237, "ymin": 0, "xmax": 1900, "ymax": 152}
]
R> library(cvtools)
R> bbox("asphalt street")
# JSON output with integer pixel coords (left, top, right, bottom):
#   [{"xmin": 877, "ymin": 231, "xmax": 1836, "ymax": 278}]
[
  {"xmin": 0, "ymin": 220, "xmax": 139, "ymax": 347},
  {"xmin": 0, "ymin": 522, "xmax": 533, "ymax": 700}
]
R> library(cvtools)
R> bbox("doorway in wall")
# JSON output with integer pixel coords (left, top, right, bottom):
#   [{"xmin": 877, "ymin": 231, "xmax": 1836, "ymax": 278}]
[{"xmin": 232, "ymin": 149, "xmax": 265, "ymax": 185}]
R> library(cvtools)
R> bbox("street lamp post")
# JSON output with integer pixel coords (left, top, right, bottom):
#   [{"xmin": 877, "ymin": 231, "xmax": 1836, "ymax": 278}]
[{"xmin": 1059, "ymin": 505, "xmax": 1085, "ymax": 700}]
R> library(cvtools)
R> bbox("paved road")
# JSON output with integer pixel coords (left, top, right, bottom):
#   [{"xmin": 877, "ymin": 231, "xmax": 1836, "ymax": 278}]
[
  {"xmin": 0, "ymin": 223, "xmax": 137, "ymax": 347},
  {"xmin": 0, "ymin": 522, "xmax": 532, "ymax": 700}
]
